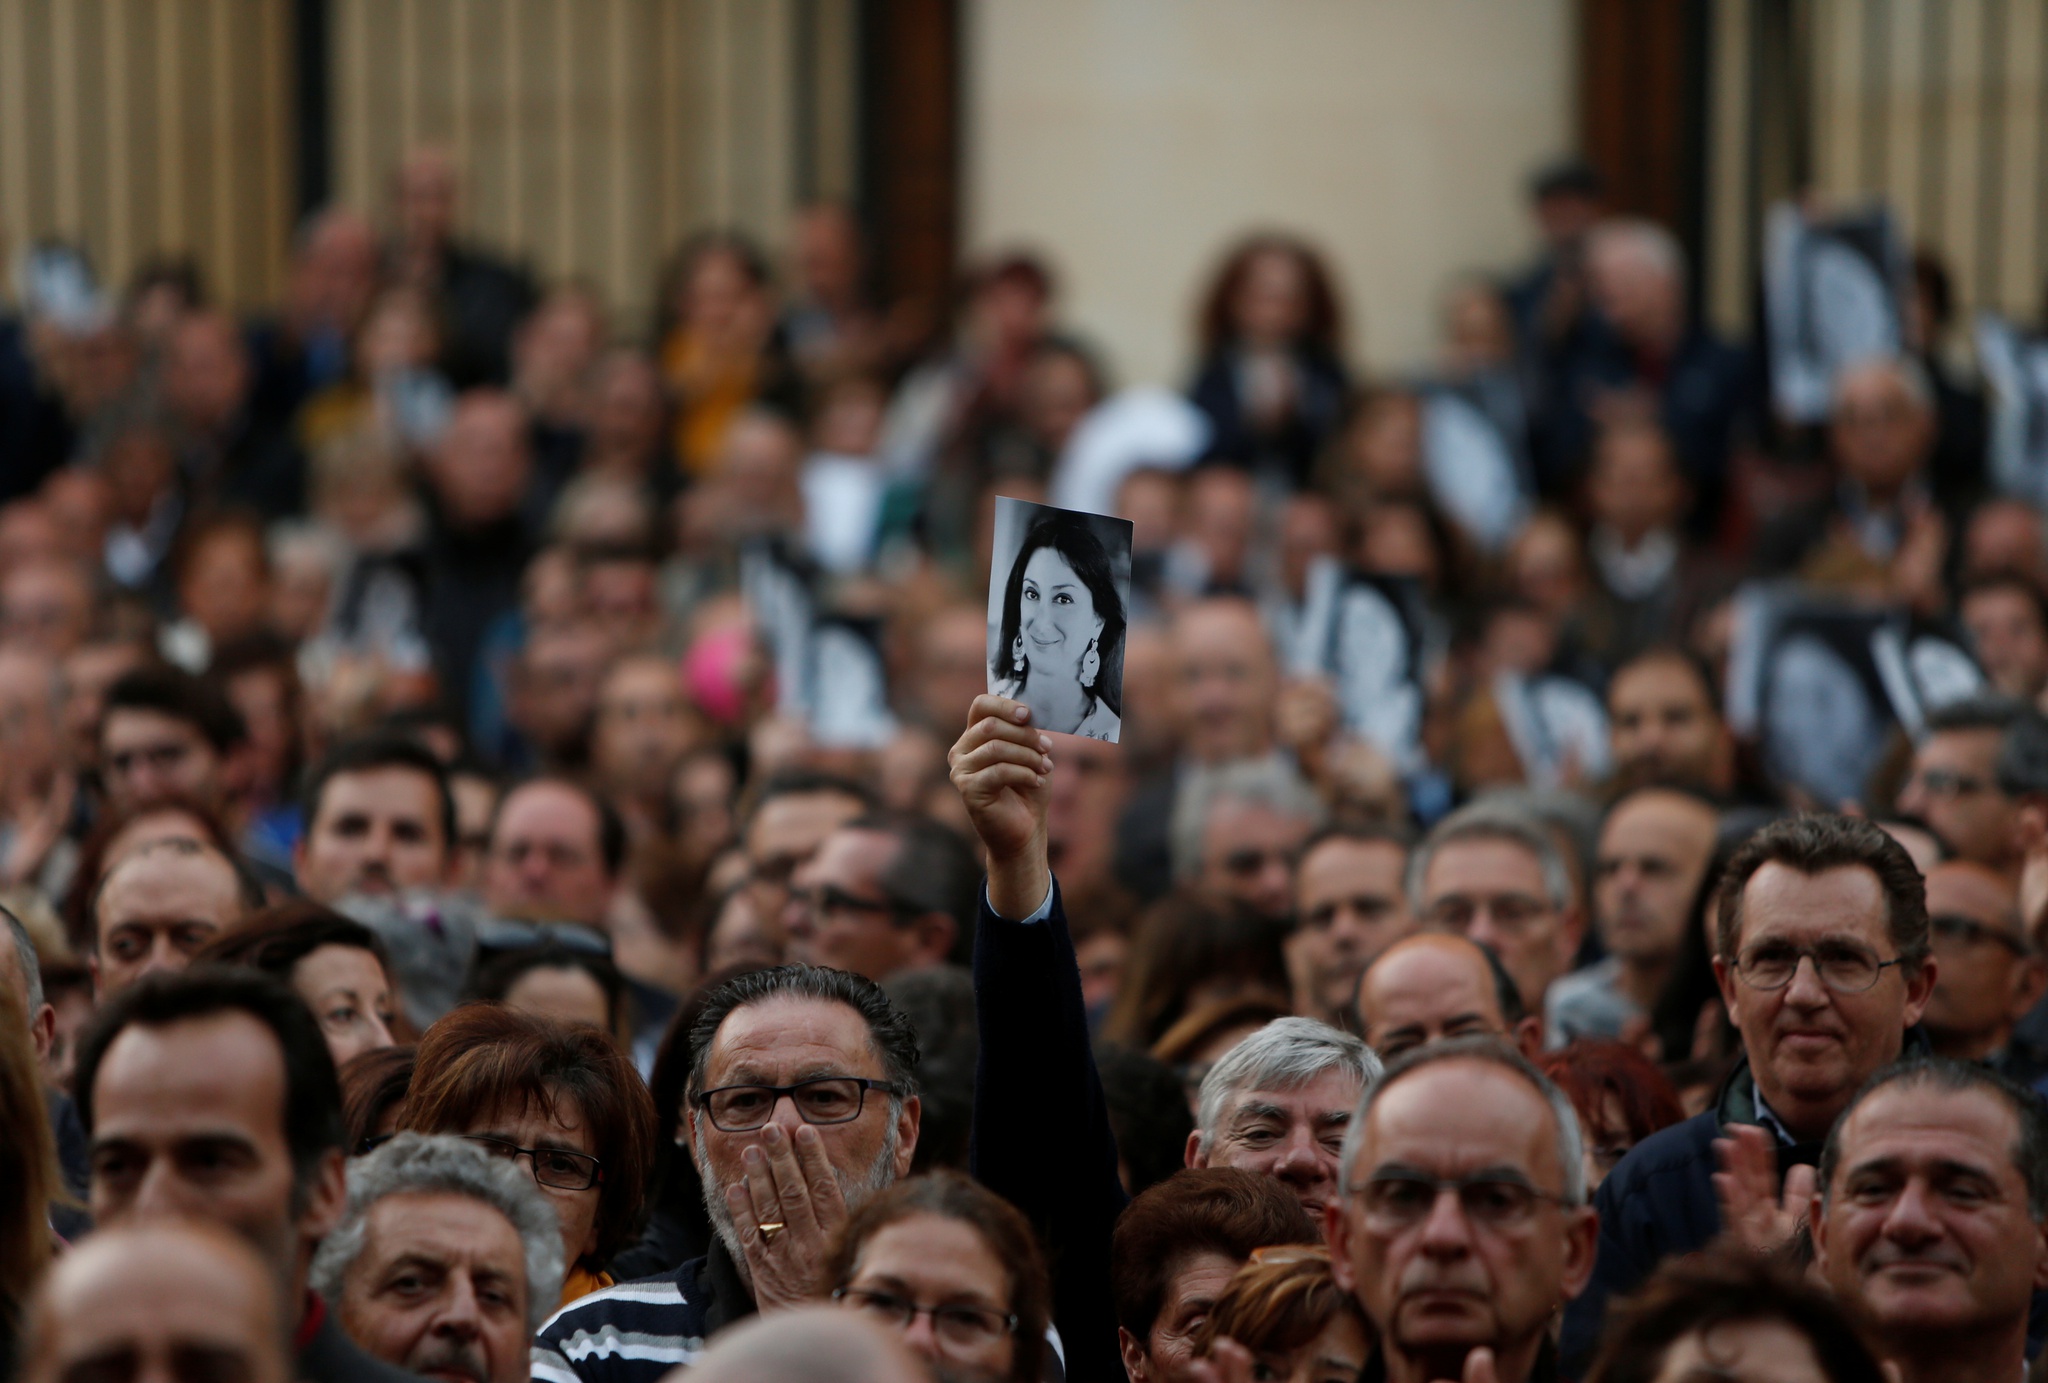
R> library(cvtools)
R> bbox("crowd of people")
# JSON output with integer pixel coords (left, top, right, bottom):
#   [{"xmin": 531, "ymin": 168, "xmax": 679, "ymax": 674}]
[{"xmin": 5, "ymin": 144, "xmax": 2048, "ymax": 1383}]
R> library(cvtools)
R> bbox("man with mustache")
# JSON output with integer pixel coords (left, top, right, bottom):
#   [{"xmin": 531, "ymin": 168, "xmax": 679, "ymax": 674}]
[
  {"xmin": 296, "ymin": 733, "xmax": 458, "ymax": 904},
  {"xmin": 1560, "ymin": 814, "xmax": 1936, "ymax": 1371},
  {"xmin": 532, "ymin": 966, "xmax": 920, "ymax": 1383},
  {"xmin": 315, "ymin": 1134, "xmax": 564, "ymax": 1383},
  {"xmin": 1326, "ymin": 1038, "xmax": 1598, "ymax": 1383},
  {"xmin": 1812, "ymin": 1059, "xmax": 2048, "ymax": 1383}
]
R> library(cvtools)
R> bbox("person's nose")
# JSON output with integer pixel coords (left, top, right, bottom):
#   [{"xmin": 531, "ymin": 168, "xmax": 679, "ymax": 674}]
[
  {"xmin": 131, "ymin": 1157, "xmax": 200, "ymax": 1220},
  {"xmin": 434, "ymin": 1277, "xmax": 484, "ymax": 1339},
  {"xmin": 1897, "ymin": 777, "xmax": 1929, "ymax": 819},
  {"xmin": 1881, "ymin": 1179, "xmax": 1945, "ymax": 1248},
  {"xmin": 363, "ymin": 1009, "xmax": 396, "ymax": 1052},
  {"xmin": 765, "ymin": 1093, "xmax": 808, "ymax": 1136},
  {"xmin": 1273, "ymin": 1127, "xmax": 1324, "ymax": 1181},
  {"xmin": 140, "ymin": 934, "xmax": 184, "ymax": 981},
  {"xmin": 1783, "ymin": 954, "xmax": 1833, "ymax": 1009},
  {"xmin": 1466, "ymin": 908, "xmax": 1505, "ymax": 952},
  {"xmin": 1417, "ymin": 1185, "xmax": 1475, "ymax": 1258},
  {"xmin": 896, "ymin": 1308, "xmax": 944, "ymax": 1361}
]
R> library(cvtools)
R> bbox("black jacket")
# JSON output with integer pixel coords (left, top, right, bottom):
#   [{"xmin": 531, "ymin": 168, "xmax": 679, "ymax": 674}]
[
  {"xmin": 1558, "ymin": 1057, "xmax": 1825, "ymax": 1375},
  {"xmin": 970, "ymin": 879, "xmax": 1129, "ymax": 1383}
]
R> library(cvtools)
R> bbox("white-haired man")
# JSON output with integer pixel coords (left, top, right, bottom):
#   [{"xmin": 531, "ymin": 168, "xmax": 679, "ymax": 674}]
[
  {"xmin": 1173, "ymin": 757, "xmax": 1327, "ymax": 925},
  {"xmin": 312, "ymin": 1134, "xmax": 564, "ymax": 1383},
  {"xmin": 1185, "ymin": 1015, "xmax": 1382, "ymax": 1223},
  {"xmin": 1411, "ymin": 802, "xmax": 1584, "ymax": 1023}
]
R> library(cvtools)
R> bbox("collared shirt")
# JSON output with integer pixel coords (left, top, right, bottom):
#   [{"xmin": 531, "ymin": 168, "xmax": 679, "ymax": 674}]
[{"xmin": 1752, "ymin": 1090, "xmax": 1797, "ymax": 1148}]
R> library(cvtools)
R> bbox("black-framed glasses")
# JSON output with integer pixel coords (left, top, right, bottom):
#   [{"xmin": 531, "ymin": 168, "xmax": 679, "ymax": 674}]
[
  {"xmin": 464, "ymin": 1135, "xmax": 604, "ymax": 1191},
  {"xmin": 1732, "ymin": 941, "xmax": 1908, "ymax": 994},
  {"xmin": 794, "ymin": 885, "xmax": 911, "ymax": 926},
  {"xmin": 694, "ymin": 1077, "xmax": 901, "ymax": 1132},
  {"xmin": 356, "ymin": 1132, "xmax": 397, "ymax": 1157},
  {"xmin": 1351, "ymin": 1170, "xmax": 1571, "ymax": 1231},
  {"xmin": 833, "ymin": 1288, "xmax": 1018, "ymax": 1348},
  {"xmin": 1930, "ymin": 913, "xmax": 2030, "ymax": 956}
]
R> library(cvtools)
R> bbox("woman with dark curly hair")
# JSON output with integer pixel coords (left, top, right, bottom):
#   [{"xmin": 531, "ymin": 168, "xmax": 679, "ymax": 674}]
[{"xmin": 990, "ymin": 511, "xmax": 1126, "ymax": 741}]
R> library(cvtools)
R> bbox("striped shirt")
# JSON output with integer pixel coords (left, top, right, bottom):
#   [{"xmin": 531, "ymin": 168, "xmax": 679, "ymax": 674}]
[{"xmin": 533, "ymin": 1249, "xmax": 754, "ymax": 1383}]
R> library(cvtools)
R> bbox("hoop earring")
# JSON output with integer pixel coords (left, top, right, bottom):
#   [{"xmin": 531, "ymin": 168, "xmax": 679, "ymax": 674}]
[{"xmin": 1080, "ymin": 638, "xmax": 1100, "ymax": 688}]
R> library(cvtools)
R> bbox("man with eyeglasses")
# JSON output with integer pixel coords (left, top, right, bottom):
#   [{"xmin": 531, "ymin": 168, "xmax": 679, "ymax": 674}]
[
  {"xmin": 1896, "ymin": 697, "xmax": 2026, "ymax": 875},
  {"xmin": 1810, "ymin": 1059, "xmax": 2048, "ymax": 1383},
  {"xmin": 1411, "ymin": 801, "xmax": 1585, "ymax": 1024},
  {"xmin": 1326, "ymin": 1038, "xmax": 1598, "ymax": 1383},
  {"xmin": 75, "ymin": 966, "xmax": 415, "ymax": 1383},
  {"xmin": 1560, "ymin": 813, "xmax": 1937, "ymax": 1372},
  {"xmin": 1178, "ymin": 757, "xmax": 1325, "ymax": 925},
  {"xmin": 739, "ymin": 771, "xmax": 873, "ymax": 953},
  {"xmin": 532, "ymin": 965, "xmax": 920, "ymax": 1383},
  {"xmin": 781, "ymin": 814, "xmax": 978, "ymax": 981},
  {"xmin": 1918, "ymin": 861, "xmax": 2048, "ymax": 1089}
]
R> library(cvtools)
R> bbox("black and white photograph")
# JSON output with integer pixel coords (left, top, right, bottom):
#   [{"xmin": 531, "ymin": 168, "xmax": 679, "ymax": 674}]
[{"xmin": 985, "ymin": 495, "xmax": 1133, "ymax": 743}]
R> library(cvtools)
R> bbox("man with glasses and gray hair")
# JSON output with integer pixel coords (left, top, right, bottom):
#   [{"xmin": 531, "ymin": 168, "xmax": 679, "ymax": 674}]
[
  {"xmin": 1186, "ymin": 1015, "xmax": 1382, "ymax": 1224},
  {"xmin": 1560, "ymin": 813, "xmax": 1937, "ymax": 1372},
  {"xmin": 313, "ymin": 1133, "xmax": 564, "ymax": 1383},
  {"xmin": 533, "ymin": 965, "xmax": 920, "ymax": 1383},
  {"xmin": 1326, "ymin": 1036, "xmax": 1597, "ymax": 1383},
  {"xmin": 1411, "ymin": 801, "xmax": 1585, "ymax": 1023}
]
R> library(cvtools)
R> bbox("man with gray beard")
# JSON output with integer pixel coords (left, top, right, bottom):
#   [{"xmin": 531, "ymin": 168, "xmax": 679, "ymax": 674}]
[{"xmin": 532, "ymin": 966, "xmax": 922, "ymax": 1383}]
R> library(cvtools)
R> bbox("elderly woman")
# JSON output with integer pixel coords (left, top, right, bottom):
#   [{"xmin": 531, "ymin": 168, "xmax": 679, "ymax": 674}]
[
  {"xmin": 401, "ymin": 1003, "xmax": 656, "ymax": 1306},
  {"xmin": 824, "ymin": 1171, "xmax": 1051, "ymax": 1383},
  {"xmin": 990, "ymin": 511, "xmax": 1127, "ymax": 741}
]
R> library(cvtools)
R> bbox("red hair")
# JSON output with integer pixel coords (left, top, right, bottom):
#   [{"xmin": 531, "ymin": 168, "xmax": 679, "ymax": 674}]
[{"xmin": 1538, "ymin": 1039, "xmax": 1684, "ymax": 1148}]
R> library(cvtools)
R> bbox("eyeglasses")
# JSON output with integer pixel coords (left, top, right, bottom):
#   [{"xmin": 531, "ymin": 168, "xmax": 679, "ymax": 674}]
[
  {"xmin": 1222, "ymin": 847, "xmax": 1296, "ymax": 878},
  {"xmin": 464, "ymin": 1135, "xmax": 604, "ymax": 1191},
  {"xmin": 1930, "ymin": 913, "xmax": 2031, "ymax": 956},
  {"xmin": 1732, "ymin": 941, "xmax": 1908, "ymax": 994},
  {"xmin": 833, "ymin": 1289, "xmax": 1018, "ymax": 1349},
  {"xmin": 1424, "ymin": 894, "xmax": 1552, "ymax": 934},
  {"xmin": 1907, "ymin": 768, "xmax": 1990, "ymax": 799},
  {"xmin": 794, "ymin": 885, "xmax": 909, "ymax": 926},
  {"xmin": 693, "ymin": 1077, "xmax": 900, "ymax": 1132},
  {"xmin": 1352, "ymin": 1170, "xmax": 1570, "ymax": 1231}
]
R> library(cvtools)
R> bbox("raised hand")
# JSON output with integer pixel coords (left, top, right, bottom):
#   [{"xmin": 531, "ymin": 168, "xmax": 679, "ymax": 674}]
[
  {"xmin": 948, "ymin": 694, "xmax": 1055, "ymax": 919},
  {"xmin": 726, "ymin": 1122, "xmax": 852, "ymax": 1312},
  {"xmin": 1712, "ymin": 1123, "xmax": 1814, "ymax": 1255}
]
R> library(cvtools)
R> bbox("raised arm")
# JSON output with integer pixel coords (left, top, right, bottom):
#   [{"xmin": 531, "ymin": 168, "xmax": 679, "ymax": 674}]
[{"xmin": 951, "ymin": 695, "xmax": 1129, "ymax": 1383}]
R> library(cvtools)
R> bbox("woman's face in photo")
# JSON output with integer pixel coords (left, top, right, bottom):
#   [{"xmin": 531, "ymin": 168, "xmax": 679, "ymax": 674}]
[{"xmin": 1020, "ymin": 545, "xmax": 1101, "ymax": 677}]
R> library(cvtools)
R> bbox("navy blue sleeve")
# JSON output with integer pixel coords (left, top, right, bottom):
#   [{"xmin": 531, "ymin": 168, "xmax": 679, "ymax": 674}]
[{"xmin": 970, "ymin": 879, "xmax": 1130, "ymax": 1383}]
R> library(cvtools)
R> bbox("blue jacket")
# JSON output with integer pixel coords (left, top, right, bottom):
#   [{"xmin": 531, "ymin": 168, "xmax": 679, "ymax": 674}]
[{"xmin": 970, "ymin": 879, "xmax": 1130, "ymax": 1383}]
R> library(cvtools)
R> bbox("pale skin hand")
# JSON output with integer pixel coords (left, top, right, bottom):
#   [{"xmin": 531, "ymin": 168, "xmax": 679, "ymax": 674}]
[
  {"xmin": 1712, "ymin": 1123, "xmax": 1816, "ymax": 1255},
  {"xmin": 947, "ymin": 694, "xmax": 1055, "ymax": 921},
  {"xmin": 725, "ymin": 1121, "xmax": 852, "ymax": 1311}
]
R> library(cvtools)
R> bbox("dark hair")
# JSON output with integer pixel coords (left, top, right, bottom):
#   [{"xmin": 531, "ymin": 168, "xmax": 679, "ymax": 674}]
[
  {"xmin": 1584, "ymin": 1243, "xmax": 1885, "ymax": 1383},
  {"xmin": 340, "ymin": 1044, "xmax": 416, "ymax": 1155},
  {"xmin": 101, "ymin": 664, "xmax": 247, "ymax": 753},
  {"xmin": 169, "ymin": 507, "xmax": 269, "ymax": 589},
  {"xmin": 687, "ymin": 965, "xmax": 921, "ymax": 1101},
  {"xmin": 1110, "ymin": 1168, "xmax": 1319, "ymax": 1340},
  {"xmin": 402, "ymin": 1003, "xmax": 656, "ymax": 1267},
  {"xmin": 301, "ymin": 732, "xmax": 457, "ymax": 855},
  {"xmin": 1715, "ymin": 814, "xmax": 1929, "ymax": 968},
  {"xmin": 990, "ymin": 512, "xmax": 1128, "ymax": 718},
  {"xmin": 1921, "ymin": 694, "xmax": 2029, "ymax": 737},
  {"xmin": 1608, "ymin": 645, "xmax": 1724, "ymax": 720},
  {"xmin": 470, "ymin": 943, "xmax": 627, "ymax": 1034},
  {"xmin": 1192, "ymin": 1245, "xmax": 1371, "ymax": 1366},
  {"xmin": 1530, "ymin": 158, "xmax": 1607, "ymax": 203},
  {"xmin": 1819, "ymin": 1057, "xmax": 2048, "ymax": 1218},
  {"xmin": 1196, "ymin": 234, "xmax": 1343, "ymax": 357},
  {"xmin": 881, "ymin": 965, "xmax": 976, "ymax": 1172},
  {"xmin": 1101, "ymin": 893, "xmax": 1292, "ymax": 1049},
  {"xmin": 1537, "ymin": 1040, "xmax": 1685, "ymax": 1152},
  {"xmin": 1095, "ymin": 1044, "xmax": 1197, "ymax": 1196},
  {"xmin": 196, "ymin": 900, "xmax": 392, "ymax": 988},
  {"xmin": 1999, "ymin": 710, "xmax": 2048, "ymax": 798},
  {"xmin": 75, "ymin": 966, "xmax": 347, "ymax": 1193},
  {"xmin": 739, "ymin": 769, "xmax": 875, "ymax": 835},
  {"xmin": 826, "ymin": 1171, "xmax": 1052, "ymax": 1383},
  {"xmin": 1961, "ymin": 571, "xmax": 2048, "ymax": 638},
  {"xmin": 653, "ymin": 231, "xmax": 774, "ymax": 341},
  {"xmin": 492, "ymin": 776, "xmax": 628, "ymax": 878}
]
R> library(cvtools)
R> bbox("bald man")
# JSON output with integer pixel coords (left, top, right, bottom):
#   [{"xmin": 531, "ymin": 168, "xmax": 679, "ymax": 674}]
[
  {"xmin": 91, "ymin": 838, "xmax": 251, "ymax": 1001},
  {"xmin": 1353, "ymin": 933, "xmax": 1541, "ymax": 1062},
  {"xmin": 1547, "ymin": 788, "xmax": 1720, "ymax": 1047},
  {"xmin": 21, "ymin": 1220, "xmax": 291, "ymax": 1383},
  {"xmin": 685, "ymin": 1307, "xmax": 925, "ymax": 1383},
  {"xmin": 1921, "ymin": 861, "xmax": 2048, "ymax": 1087}
]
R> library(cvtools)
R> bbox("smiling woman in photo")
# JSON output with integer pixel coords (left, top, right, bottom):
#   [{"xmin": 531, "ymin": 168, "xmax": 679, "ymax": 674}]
[{"xmin": 991, "ymin": 511, "xmax": 1127, "ymax": 740}]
